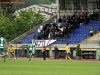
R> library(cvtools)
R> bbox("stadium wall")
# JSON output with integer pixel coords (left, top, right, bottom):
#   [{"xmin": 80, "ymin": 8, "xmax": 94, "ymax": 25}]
[{"xmin": 10, "ymin": 44, "xmax": 100, "ymax": 60}]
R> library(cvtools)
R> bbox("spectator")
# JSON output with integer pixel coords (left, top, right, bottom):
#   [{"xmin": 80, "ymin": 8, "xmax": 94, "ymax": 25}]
[
  {"xmin": 42, "ymin": 31, "xmax": 45, "ymax": 39},
  {"xmin": 36, "ymin": 10, "xmax": 95, "ymax": 42},
  {"xmin": 50, "ymin": 32, "xmax": 54, "ymax": 39},
  {"xmin": 54, "ymin": 31, "xmax": 57, "ymax": 39},
  {"xmin": 56, "ymin": 32, "xmax": 60, "ymax": 41},
  {"xmin": 58, "ymin": 17, "xmax": 62, "ymax": 23},
  {"xmin": 45, "ymin": 30, "xmax": 48, "ymax": 39},
  {"xmin": 37, "ymin": 33, "xmax": 41, "ymax": 40},
  {"xmin": 79, "ymin": 17, "xmax": 84, "ymax": 26},
  {"xmin": 54, "ymin": 17, "xmax": 58, "ymax": 24},
  {"xmin": 59, "ymin": 31, "xmax": 63, "ymax": 42},
  {"xmin": 48, "ymin": 32, "xmax": 51, "ymax": 39},
  {"xmin": 81, "ymin": 12, "xmax": 85, "ymax": 18},
  {"xmin": 40, "ymin": 25, "xmax": 43, "ymax": 31},
  {"xmin": 37, "ymin": 27, "xmax": 41, "ymax": 33},
  {"xmin": 40, "ymin": 32, "xmax": 43, "ymax": 39},
  {"xmin": 54, "ymin": 46, "xmax": 59, "ymax": 59},
  {"xmin": 90, "ymin": 27, "xmax": 94, "ymax": 36},
  {"xmin": 63, "ymin": 26, "xmax": 67, "ymax": 37},
  {"xmin": 74, "ymin": 20, "xmax": 78, "ymax": 28}
]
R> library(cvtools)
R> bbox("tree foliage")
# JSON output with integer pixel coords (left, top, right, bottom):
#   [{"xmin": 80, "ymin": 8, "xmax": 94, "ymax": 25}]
[
  {"xmin": 0, "ymin": 10, "xmax": 44, "ymax": 41},
  {"xmin": 76, "ymin": 44, "xmax": 81, "ymax": 56}
]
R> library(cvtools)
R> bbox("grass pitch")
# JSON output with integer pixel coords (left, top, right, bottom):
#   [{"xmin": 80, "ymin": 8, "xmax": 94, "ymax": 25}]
[{"xmin": 0, "ymin": 59, "xmax": 100, "ymax": 75}]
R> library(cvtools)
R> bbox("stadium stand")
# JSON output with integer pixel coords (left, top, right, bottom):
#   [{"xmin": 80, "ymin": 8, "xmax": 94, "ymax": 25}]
[{"xmin": 21, "ymin": 11, "xmax": 100, "ymax": 44}]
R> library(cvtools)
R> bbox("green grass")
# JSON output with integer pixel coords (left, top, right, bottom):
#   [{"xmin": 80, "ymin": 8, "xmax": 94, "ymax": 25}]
[{"xmin": 0, "ymin": 59, "xmax": 100, "ymax": 75}]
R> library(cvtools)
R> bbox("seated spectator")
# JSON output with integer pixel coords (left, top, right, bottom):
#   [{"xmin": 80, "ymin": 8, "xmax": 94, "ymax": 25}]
[
  {"xmin": 37, "ymin": 33, "xmax": 41, "ymax": 40},
  {"xmin": 45, "ymin": 30, "xmax": 48, "ymax": 39},
  {"xmin": 40, "ymin": 25, "xmax": 43, "ymax": 31},
  {"xmin": 56, "ymin": 32, "xmax": 60, "ymax": 41},
  {"xmin": 55, "ymin": 31, "xmax": 58, "ymax": 39},
  {"xmin": 81, "ymin": 12, "xmax": 85, "ymax": 18},
  {"xmin": 79, "ymin": 17, "xmax": 84, "ymax": 26},
  {"xmin": 58, "ymin": 17, "xmax": 62, "ymax": 23},
  {"xmin": 59, "ymin": 31, "xmax": 63, "ymax": 42}
]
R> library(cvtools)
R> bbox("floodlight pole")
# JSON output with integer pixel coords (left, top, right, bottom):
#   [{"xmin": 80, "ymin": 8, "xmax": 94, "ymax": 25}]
[{"xmin": 56, "ymin": 0, "xmax": 60, "ymax": 19}]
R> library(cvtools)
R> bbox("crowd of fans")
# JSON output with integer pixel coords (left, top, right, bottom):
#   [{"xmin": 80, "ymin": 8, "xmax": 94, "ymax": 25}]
[{"xmin": 36, "ymin": 10, "xmax": 99, "ymax": 41}]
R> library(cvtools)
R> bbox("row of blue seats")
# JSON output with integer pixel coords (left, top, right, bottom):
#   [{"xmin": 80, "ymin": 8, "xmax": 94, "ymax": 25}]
[{"xmin": 21, "ymin": 34, "xmax": 34, "ymax": 44}]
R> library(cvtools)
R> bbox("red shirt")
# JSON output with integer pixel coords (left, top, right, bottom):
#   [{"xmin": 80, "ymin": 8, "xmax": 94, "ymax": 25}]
[{"xmin": 82, "ymin": 13, "xmax": 85, "ymax": 17}]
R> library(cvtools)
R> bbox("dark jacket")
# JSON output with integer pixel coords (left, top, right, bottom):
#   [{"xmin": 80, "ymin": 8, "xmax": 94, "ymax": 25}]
[{"xmin": 54, "ymin": 47, "xmax": 58, "ymax": 53}]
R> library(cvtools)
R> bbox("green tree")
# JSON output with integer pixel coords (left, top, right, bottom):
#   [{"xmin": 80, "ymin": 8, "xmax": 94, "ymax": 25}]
[
  {"xmin": 0, "ymin": 10, "xmax": 44, "ymax": 41},
  {"xmin": 13, "ymin": 10, "xmax": 44, "ymax": 35},
  {"xmin": 76, "ymin": 44, "xmax": 81, "ymax": 59},
  {"xmin": 0, "ymin": 12, "xmax": 15, "ymax": 40}
]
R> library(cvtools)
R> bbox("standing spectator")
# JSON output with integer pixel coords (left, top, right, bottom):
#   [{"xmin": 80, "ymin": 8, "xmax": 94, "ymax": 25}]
[
  {"xmin": 41, "ymin": 46, "xmax": 46, "ymax": 60},
  {"xmin": 90, "ymin": 27, "xmax": 94, "ymax": 36},
  {"xmin": 54, "ymin": 46, "xmax": 59, "ymax": 59}
]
